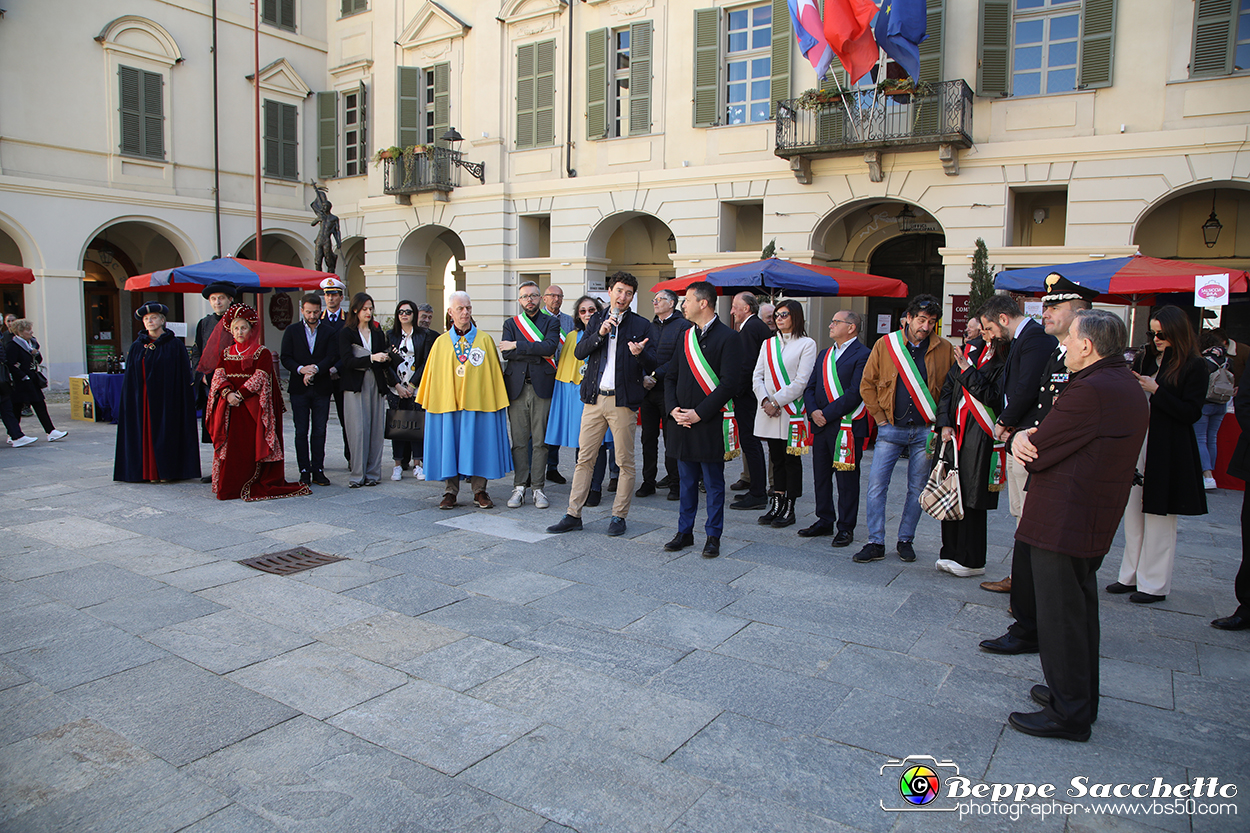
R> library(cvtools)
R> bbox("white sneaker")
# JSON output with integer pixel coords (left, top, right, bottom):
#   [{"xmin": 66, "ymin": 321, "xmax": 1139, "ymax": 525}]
[
  {"xmin": 47, "ymin": 429, "xmax": 68, "ymax": 442},
  {"xmin": 413, "ymin": 463, "xmax": 425, "ymax": 481},
  {"xmin": 11, "ymin": 435, "xmax": 36, "ymax": 448},
  {"xmin": 507, "ymin": 486, "xmax": 525, "ymax": 508},
  {"xmin": 391, "ymin": 465, "xmax": 403, "ymax": 481},
  {"xmin": 934, "ymin": 559, "xmax": 954, "ymax": 575},
  {"xmin": 1204, "ymin": 476, "xmax": 1218, "ymax": 490},
  {"xmin": 945, "ymin": 562, "xmax": 986, "ymax": 578},
  {"xmin": 533, "ymin": 488, "xmax": 549, "ymax": 509}
]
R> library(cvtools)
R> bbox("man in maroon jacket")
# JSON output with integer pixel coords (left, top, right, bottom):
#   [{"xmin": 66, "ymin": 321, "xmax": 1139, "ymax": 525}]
[{"xmin": 1009, "ymin": 310, "xmax": 1148, "ymax": 742}]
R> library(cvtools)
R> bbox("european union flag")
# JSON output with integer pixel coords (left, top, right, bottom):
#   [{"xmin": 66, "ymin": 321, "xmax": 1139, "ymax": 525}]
[{"xmin": 873, "ymin": 0, "xmax": 928, "ymax": 83}]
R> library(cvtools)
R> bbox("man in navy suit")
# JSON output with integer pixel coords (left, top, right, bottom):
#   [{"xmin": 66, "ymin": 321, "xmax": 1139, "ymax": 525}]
[
  {"xmin": 728, "ymin": 292, "xmax": 773, "ymax": 510},
  {"xmin": 500, "ymin": 280, "xmax": 561, "ymax": 509},
  {"xmin": 800, "ymin": 311, "xmax": 871, "ymax": 547},
  {"xmin": 280, "ymin": 293, "xmax": 340, "ymax": 486}
]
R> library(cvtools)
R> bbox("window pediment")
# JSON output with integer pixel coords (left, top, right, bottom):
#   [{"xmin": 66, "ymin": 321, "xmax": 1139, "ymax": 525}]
[
  {"xmin": 247, "ymin": 58, "xmax": 312, "ymax": 99},
  {"xmin": 399, "ymin": 1, "xmax": 471, "ymax": 50},
  {"xmin": 95, "ymin": 16, "xmax": 182, "ymax": 67},
  {"xmin": 498, "ymin": 0, "xmax": 567, "ymax": 28}
]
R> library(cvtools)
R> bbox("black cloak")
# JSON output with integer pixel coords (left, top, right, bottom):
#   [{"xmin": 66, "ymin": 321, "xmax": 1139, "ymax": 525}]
[{"xmin": 114, "ymin": 329, "xmax": 202, "ymax": 482}]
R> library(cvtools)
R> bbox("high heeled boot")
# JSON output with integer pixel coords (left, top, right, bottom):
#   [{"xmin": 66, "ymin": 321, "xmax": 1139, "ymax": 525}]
[{"xmin": 757, "ymin": 492, "xmax": 781, "ymax": 525}]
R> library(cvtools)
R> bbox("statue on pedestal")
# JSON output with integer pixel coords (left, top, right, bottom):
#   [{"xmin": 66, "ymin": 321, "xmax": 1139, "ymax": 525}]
[{"xmin": 311, "ymin": 185, "xmax": 342, "ymax": 274}]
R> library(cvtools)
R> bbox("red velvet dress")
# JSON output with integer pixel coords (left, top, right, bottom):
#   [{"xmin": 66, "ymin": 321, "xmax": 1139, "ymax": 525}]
[{"xmin": 207, "ymin": 346, "xmax": 310, "ymax": 501}]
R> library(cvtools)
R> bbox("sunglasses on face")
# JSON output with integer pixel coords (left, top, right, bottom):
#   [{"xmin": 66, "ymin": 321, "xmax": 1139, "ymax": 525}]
[
  {"xmin": 1151, "ymin": 332, "xmax": 1167, "ymax": 340},
  {"xmin": 774, "ymin": 311, "xmax": 791, "ymax": 319}
]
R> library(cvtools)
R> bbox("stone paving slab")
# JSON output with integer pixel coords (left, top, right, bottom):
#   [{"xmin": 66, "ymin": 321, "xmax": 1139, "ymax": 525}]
[
  {"xmin": 145, "ymin": 610, "xmax": 314, "ymax": 675},
  {"xmin": 0, "ymin": 682, "xmax": 85, "ymax": 748},
  {"xmin": 2, "ymin": 625, "xmax": 169, "ymax": 692},
  {"xmin": 227, "ymin": 642, "xmax": 409, "ymax": 719},
  {"xmin": 509, "ymin": 621, "xmax": 687, "ymax": 686},
  {"xmin": 82, "ymin": 586, "xmax": 225, "ymax": 635},
  {"xmin": 199, "ymin": 574, "xmax": 385, "ymax": 634},
  {"xmin": 316, "ymin": 610, "xmax": 465, "ymax": 666},
  {"xmin": 419, "ymin": 596, "xmax": 561, "ymax": 644},
  {"xmin": 343, "ymin": 572, "xmax": 468, "ymax": 617},
  {"xmin": 19, "ymin": 562, "xmax": 165, "ymax": 609},
  {"xmin": 400, "ymin": 636, "xmax": 535, "ymax": 691}
]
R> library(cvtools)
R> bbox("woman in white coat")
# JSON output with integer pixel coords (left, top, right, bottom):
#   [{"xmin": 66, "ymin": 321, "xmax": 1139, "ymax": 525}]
[{"xmin": 751, "ymin": 299, "xmax": 817, "ymax": 528}]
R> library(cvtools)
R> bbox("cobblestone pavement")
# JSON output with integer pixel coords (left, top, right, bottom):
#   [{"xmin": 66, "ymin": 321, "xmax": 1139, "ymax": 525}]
[{"xmin": 1, "ymin": 401, "xmax": 1246, "ymax": 832}]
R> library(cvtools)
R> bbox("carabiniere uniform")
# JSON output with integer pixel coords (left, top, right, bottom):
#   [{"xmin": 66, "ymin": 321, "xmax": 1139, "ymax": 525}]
[{"xmin": 1031, "ymin": 346, "xmax": 1070, "ymax": 427}]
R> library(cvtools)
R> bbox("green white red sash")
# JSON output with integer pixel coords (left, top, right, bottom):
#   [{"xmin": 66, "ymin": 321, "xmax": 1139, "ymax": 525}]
[
  {"xmin": 514, "ymin": 313, "xmax": 557, "ymax": 369},
  {"xmin": 542, "ymin": 309, "xmax": 568, "ymax": 350},
  {"xmin": 885, "ymin": 330, "xmax": 937, "ymax": 424},
  {"xmin": 955, "ymin": 342, "xmax": 1007, "ymax": 491},
  {"xmin": 764, "ymin": 336, "xmax": 811, "ymax": 455},
  {"xmin": 683, "ymin": 327, "xmax": 740, "ymax": 460},
  {"xmin": 821, "ymin": 346, "xmax": 866, "ymax": 470}
]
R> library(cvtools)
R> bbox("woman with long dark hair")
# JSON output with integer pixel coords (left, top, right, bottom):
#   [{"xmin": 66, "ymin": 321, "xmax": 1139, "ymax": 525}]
[
  {"xmin": 338, "ymin": 292, "xmax": 399, "ymax": 487},
  {"xmin": 751, "ymin": 299, "xmax": 817, "ymax": 528},
  {"xmin": 386, "ymin": 299, "xmax": 435, "ymax": 481},
  {"xmin": 545, "ymin": 295, "xmax": 614, "ymax": 501},
  {"xmin": 1111, "ymin": 305, "xmax": 1207, "ymax": 603}
]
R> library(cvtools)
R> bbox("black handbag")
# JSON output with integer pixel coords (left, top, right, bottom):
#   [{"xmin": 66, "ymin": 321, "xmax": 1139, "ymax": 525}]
[{"xmin": 384, "ymin": 407, "xmax": 424, "ymax": 443}]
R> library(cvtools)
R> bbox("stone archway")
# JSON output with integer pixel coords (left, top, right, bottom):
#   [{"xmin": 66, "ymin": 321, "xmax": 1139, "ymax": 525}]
[
  {"xmin": 397, "ymin": 225, "xmax": 466, "ymax": 320},
  {"xmin": 585, "ymin": 211, "xmax": 675, "ymax": 306}
]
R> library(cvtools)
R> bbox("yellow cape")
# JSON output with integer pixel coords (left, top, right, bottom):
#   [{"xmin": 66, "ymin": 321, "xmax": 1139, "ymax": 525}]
[
  {"xmin": 554, "ymin": 330, "xmax": 586, "ymax": 385},
  {"xmin": 416, "ymin": 330, "xmax": 510, "ymax": 414}
]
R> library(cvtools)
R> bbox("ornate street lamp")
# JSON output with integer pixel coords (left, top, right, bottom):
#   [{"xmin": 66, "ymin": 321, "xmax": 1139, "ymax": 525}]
[
  {"xmin": 439, "ymin": 128, "xmax": 486, "ymax": 184},
  {"xmin": 896, "ymin": 204, "xmax": 917, "ymax": 233},
  {"xmin": 1202, "ymin": 191, "xmax": 1222, "ymax": 248}
]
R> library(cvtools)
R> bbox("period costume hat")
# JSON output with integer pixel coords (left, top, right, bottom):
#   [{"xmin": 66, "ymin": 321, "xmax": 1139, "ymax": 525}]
[
  {"xmin": 201, "ymin": 282, "xmax": 239, "ymax": 300},
  {"xmin": 1041, "ymin": 273, "xmax": 1099, "ymax": 306},
  {"xmin": 134, "ymin": 302, "xmax": 170, "ymax": 320}
]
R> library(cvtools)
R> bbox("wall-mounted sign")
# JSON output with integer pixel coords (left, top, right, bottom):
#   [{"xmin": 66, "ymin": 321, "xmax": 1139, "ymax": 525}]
[
  {"xmin": 1195, "ymin": 274, "xmax": 1230, "ymax": 308},
  {"xmin": 949, "ymin": 295, "xmax": 969, "ymax": 337}
]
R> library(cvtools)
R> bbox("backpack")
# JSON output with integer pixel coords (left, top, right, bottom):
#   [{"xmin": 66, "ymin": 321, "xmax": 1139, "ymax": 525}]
[{"xmin": 1206, "ymin": 356, "xmax": 1235, "ymax": 404}]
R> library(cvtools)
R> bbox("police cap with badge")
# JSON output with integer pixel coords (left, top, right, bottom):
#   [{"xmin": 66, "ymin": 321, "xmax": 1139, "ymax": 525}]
[{"xmin": 1041, "ymin": 273, "xmax": 1099, "ymax": 306}]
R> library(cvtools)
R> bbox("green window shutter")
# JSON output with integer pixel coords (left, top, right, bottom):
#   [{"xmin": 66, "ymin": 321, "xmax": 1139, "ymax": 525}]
[
  {"xmin": 432, "ymin": 62, "xmax": 450, "ymax": 143},
  {"xmin": 119, "ymin": 66, "xmax": 142, "ymax": 155},
  {"xmin": 536, "ymin": 40, "xmax": 556, "ymax": 146},
  {"xmin": 770, "ymin": 0, "xmax": 791, "ymax": 118},
  {"xmin": 263, "ymin": 100, "xmax": 280, "ymax": 177},
  {"xmin": 516, "ymin": 42, "xmax": 536, "ymax": 148},
  {"xmin": 815, "ymin": 73, "xmax": 846, "ymax": 146},
  {"xmin": 262, "ymin": 0, "xmax": 277, "ymax": 26},
  {"xmin": 1192, "ymin": 0, "xmax": 1235, "ymax": 77},
  {"xmin": 1078, "ymin": 0, "xmax": 1115, "ymax": 88},
  {"xmin": 978, "ymin": 0, "xmax": 1010, "ymax": 96},
  {"xmin": 280, "ymin": 102, "xmax": 298, "ymax": 180},
  {"xmin": 317, "ymin": 91, "xmax": 338, "ymax": 178},
  {"xmin": 397, "ymin": 66, "xmax": 422, "ymax": 148},
  {"xmin": 357, "ymin": 81, "xmax": 368, "ymax": 172},
  {"xmin": 693, "ymin": 7, "xmax": 721, "ymax": 127},
  {"xmin": 586, "ymin": 29, "xmax": 609, "ymax": 139},
  {"xmin": 280, "ymin": 0, "xmax": 295, "ymax": 30},
  {"xmin": 142, "ymin": 69, "xmax": 164, "ymax": 158},
  {"xmin": 629, "ymin": 21, "xmax": 653, "ymax": 135},
  {"xmin": 341, "ymin": 0, "xmax": 366, "ymax": 16},
  {"xmin": 919, "ymin": 0, "xmax": 944, "ymax": 84}
]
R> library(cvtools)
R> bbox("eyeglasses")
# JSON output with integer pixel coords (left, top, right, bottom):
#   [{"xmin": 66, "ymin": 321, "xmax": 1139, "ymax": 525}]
[
  {"xmin": 519, "ymin": 293, "xmax": 541, "ymax": 301},
  {"xmin": 398, "ymin": 310, "xmax": 414, "ymax": 315},
  {"xmin": 1151, "ymin": 331, "xmax": 1167, "ymax": 340},
  {"xmin": 774, "ymin": 311, "xmax": 791, "ymax": 319},
  {"xmin": 831, "ymin": 318, "xmax": 851, "ymax": 326},
  {"xmin": 543, "ymin": 292, "xmax": 562, "ymax": 299}
]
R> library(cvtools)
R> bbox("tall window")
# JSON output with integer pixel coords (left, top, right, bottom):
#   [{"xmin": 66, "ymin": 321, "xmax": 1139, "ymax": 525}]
[
  {"xmin": 612, "ymin": 28, "xmax": 631, "ymax": 137},
  {"xmin": 1192, "ymin": 0, "xmax": 1250, "ymax": 76},
  {"xmin": 341, "ymin": 0, "xmax": 366, "ymax": 17},
  {"xmin": 344, "ymin": 87, "xmax": 365, "ymax": 176},
  {"xmin": 1241, "ymin": 2, "xmax": 1250, "ymax": 70},
  {"xmin": 118, "ymin": 65, "xmax": 165, "ymax": 159},
  {"xmin": 516, "ymin": 40, "xmax": 555, "ymax": 149},
  {"xmin": 397, "ymin": 65, "xmax": 448, "ymax": 148},
  {"xmin": 587, "ymin": 21, "xmax": 652, "ymax": 139},
  {"xmin": 262, "ymin": 0, "xmax": 295, "ymax": 31},
  {"xmin": 1011, "ymin": 0, "xmax": 1080, "ymax": 96},
  {"xmin": 726, "ymin": 3, "xmax": 772, "ymax": 124},
  {"xmin": 264, "ymin": 100, "xmax": 298, "ymax": 180}
]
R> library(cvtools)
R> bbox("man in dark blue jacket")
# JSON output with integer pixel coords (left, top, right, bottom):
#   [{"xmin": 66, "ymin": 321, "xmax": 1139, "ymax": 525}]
[
  {"xmin": 800, "ymin": 311, "xmax": 871, "ymax": 547},
  {"xmin": 500, "ymin": 281, "xmax": 561, "ymax": 509},
  {"xmin": 280, "ymin": 293, "xmax": 340, "ymax": 486},
  {"xmin": 638, "ymin": 289, "xmax": 692, "ymax": 499},
  {"xmin": 548, "ymin": 272, "xmax": 656, "ymax": 537}
]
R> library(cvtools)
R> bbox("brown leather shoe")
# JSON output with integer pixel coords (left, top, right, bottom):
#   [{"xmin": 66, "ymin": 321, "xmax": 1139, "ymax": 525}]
[
  {"xmin": 439, "ymin": 494, "xmax": 456, "ymax": 510},
  {"xmin": 474, "ymin": 490, "xmax": 494, "ymax": 509},
  {"xmin": 981, "ymin": 576, "xmax": 1011, "ymax": 593}
]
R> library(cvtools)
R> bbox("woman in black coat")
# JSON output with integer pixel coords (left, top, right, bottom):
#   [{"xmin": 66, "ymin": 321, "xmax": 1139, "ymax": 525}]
[
  {"xmin": 6, "ymin": 319, "xmax": 66, "ymax": 442},
  {"xmin": 934, "ymin": 335, "xmax": 1006, "ymax": 577},
  {"xmin": 385, "ymin": 300, "xmax": 434, "ymax": 480},
  {"xmin": 337, "ymin": 293, "xmax": 399, "ymax": 487},
  {"xmin": 1111, "ymin": 306, "xmax": 1207, "ymax": 603}
]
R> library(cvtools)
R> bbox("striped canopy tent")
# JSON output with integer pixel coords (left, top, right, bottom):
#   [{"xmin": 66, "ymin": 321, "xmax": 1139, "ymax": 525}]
[{"xmin": 652, "ymin": 258, "xmax": 908, "ymax": 298}]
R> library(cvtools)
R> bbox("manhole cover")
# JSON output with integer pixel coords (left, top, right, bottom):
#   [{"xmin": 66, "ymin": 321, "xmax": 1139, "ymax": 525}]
[{"xmin": 238, "ymin": 548, "xmax": 346, "ymax": 576}]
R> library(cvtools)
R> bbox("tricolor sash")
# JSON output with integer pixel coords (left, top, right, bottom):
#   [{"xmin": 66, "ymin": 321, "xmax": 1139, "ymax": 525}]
[
  {"xmin": 764, "ymin": 336, "xmax": 812, "ymax": 455},
  {"xmin": 955, "ymin": 343, "xmax": 1007, "ymax": 492},
  {"xmin": 821, "ymin": 346, "xmax": 866, "ymax": 470},
  {"xmin": 542, "ymin": 309, "xmax": 569, "ymax": 350},
  {"xmin": 514, "ymin": 314, "xmax": 557, "ymax": 369},
  {"xmin": 884, "ymin": 330, "xmax": 938, "ymax": 424},
  {"xmin": 684, "ymin": 327, "xmax": 740, "ymax": 460}
]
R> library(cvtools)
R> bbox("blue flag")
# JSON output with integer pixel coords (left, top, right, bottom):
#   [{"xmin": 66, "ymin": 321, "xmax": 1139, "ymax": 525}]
[{"xmin": 873, "ymin": 0, "xmax": 927, "ymax": 84}]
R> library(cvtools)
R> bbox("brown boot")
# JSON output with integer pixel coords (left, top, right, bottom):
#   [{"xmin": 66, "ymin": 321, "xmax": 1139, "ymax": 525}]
[{"xmin": 980, "ymin": 575, "xmax": 1012, "ymax": 593}]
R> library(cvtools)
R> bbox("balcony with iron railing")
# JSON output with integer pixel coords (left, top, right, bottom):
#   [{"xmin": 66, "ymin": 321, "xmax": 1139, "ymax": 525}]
[
  {"xmin": 381, "ymin": 146, "xmax": 470, "ymax": 196},
  {"xmin": 775, "ymin": 79, "xmax": 974, "ymax": 181}
]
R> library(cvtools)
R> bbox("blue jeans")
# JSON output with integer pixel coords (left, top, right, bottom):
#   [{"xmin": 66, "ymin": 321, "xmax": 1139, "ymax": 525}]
[
  {"xmin": 867, "ymin": 423, "xmax": 931, "ymax": 545},
  {"xmin": 1194, "ymin": 402, "xmax": 1225, "ymax": 473}
]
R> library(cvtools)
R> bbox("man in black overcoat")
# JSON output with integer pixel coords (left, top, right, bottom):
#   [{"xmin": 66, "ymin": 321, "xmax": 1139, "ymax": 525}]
[
  {"xmin": 280, "ymin": 293, "xmax": 340, "ymax": 486},
  {"xmin": 800, "ymin": 310, "xmax": 870, "ymax": 546},
  {"xmin": 638, "ymin": 289, "xmax": 692, "ymax": 499},
  {"xmin": 191, "ymin": 281, "xmax": 236, "ymax": 480},
  {"xmin": 1214, "ymin": 361, "xmax": 1250, "ymax": 630},
  {"xmin": 728, "ymin": 291, "xmax": 771, "ymax": 510},
  {"xmin": 664, "ymin": 281, "xmax": 744, "ymax": 558}
]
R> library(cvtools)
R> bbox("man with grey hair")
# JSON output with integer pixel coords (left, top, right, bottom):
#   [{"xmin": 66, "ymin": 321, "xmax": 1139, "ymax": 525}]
[
  {"xmin": 500, "ymin": 280, "xmax": 561, "ymax": 508},
  {"xmin": 1007, "ymin": 309, "xmax": 1147, "ymax": 741},
  {"xmin": 759, "ymin": 303, "xmax": 777, "ymax": 333},
  {"xmin": 638, "ymin": 288, "xmax": 692, "ymax": 498}
]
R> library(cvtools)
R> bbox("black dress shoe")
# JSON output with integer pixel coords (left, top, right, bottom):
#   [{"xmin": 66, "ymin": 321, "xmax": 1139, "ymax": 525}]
[
  {"xmin": 635, "ymin": 482, "xmax": 656, "ymax": 498},
  {"xmin": 729, "ymin": 479, "xmax": 750, "ymax": 491},
  {"xmin": 299, "ymin": 471, "xmax": 312, "ymax": 485},
  {"xmin": 656, "ymin": 475, "xmax": 674, "ymax": 489},
  {"xmin": 586, "ymin": 490, "xmax": 602, "ymax": 507},
  {"xmin": 852, "ymin": 543, "xmax": 885, "ymax": 563},
  {"xmin": 1030, "ymin": 684, "xmax": 1052, "ymax": 709},
  {"xmin": 606, "ymin": 516, "xmax": 627, "ymax": 537},
  {"xmin": 546, "ymin": 469, "xmax": 567, "ymax": 484},
  {"xmin": 1008, "ymin": 710, "xmax": 1089, "ymax": 742},
  {"xmin": 1105, "ymin": 581, "xmax": 1136, "ymax": 594},
  {"xmin": 979, "ymin": 633, "xmax": 1039, "ymax": 655},
  {"xmin": 667, "ymin": 489, "xmax": 680, "ymax": 501},
  {"xmin": 200, "ymin": 475, "xmax": 213, "ymax": 484},
  {"xmin": 664, "ymin": 532, "xmax": 694, "ymax": 552},
  {"xmin": 797, "ymin": 523, "xmax": 833, "ymax": 538},
  {"xmin": 1129, "ymin": 591, "xmax": 1166, "ymax": 604},
  {"xmin": 607, "ymin": 477, "xmax": 618, "ymax": 492},
  {"xmin": 702, "ymin": 537, "xmax": 721, "ymax": 558},
  {"xmin": 312, "ymin": 471, "xmax": 331, "ymax": 486},
  {"xmin": 896, "ymin": 541, "xmax": 916, "ymax": 562},
  {"xmin": 1211, "ymin": 614, "xmax": 1250, "ymax": 630},
  {"xmin": 831, "ymin": 530, "xmax": 854, "ymax": 548},
  {"xmin": 547, "ymin": 514, "xmax": 583, "ymax": 533},
  {"xmin": 730, "ymin": 494, "xmax": 767, "ymax": 510}
]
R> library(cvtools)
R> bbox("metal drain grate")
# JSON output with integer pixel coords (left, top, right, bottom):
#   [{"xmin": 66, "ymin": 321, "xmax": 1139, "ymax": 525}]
[{"xmin": 238, "ymin": 548, "xmax": 346, "ymax": 576}]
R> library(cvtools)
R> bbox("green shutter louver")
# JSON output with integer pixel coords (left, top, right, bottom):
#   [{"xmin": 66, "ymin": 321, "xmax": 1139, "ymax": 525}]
[
  {"xmin": 119, "ymin": 66, "xmax": 142, "ymax": 156},
  {"xmin": 536, "ymin": 40, "xmax": 556, "ymax": 147},
  {"xmin": 341, "ymin": 0, "xmax": 366, "ymax": 16},
  {"xmin": 770, "ymin": 0, "xmax": 791, "ymax": 119},
  {"xmin": 432, "ymin": 62, "xmax": 450, "ymax": 143},
  {"xmin": 693, "ymin": 7, "xmax": 721, "ymax": 127},
  {"xmin": 263, "ymin": 100, "xmax": 281, "ymax": 177},
  {"xmin": 629, "ymin": 20, "xmax": 652, "ymax": 135},
  {"xmin": 918, "ymin": 0, "xmax": 944, "ymax": 84},
  {"xmin": 815, "ymin": 72, "xmax": 846, "ymax": 146},
  {"xmin": 1192, "ymin": 0, "xmax": 1236, "ymax": 77},
  {"xmin": 317, "ymin": 91, "xmax": 338, "ymax": 178},
  {"xmin": 142, "ymin": 70, "xmax": 164, "ymax": 158},
  {"xmin": 262, "ymin": 0, "xmax": 277, "ymax": 25},
  {"xmin": 587, "ymin": 29, "xmax": 609, "ymax": 139},
  {"xmin": 978, "ymin": 0, "xmax": 1011, "ymax": 96},
  {"xmin": 516, "ymin": 42, "xmax": 536, "ymax": 148},
  {"xmin": 397, "ymin": 66, "xmax": 422, "ymax": 148},
  {"xmin": 357, "ymin": 80, "xmax": 368, "ymax": 173},
  {"xmin": 280, "ymin": 102, "xmax": 298, "ymax": 180},
  {"xmin": 1079, "ymin": 0, "xmax": 1116, "ymax": 88},
  {"xmin": 280, "ymin": 0, "xmax": 295, "ymax": 30},
  {"xmin": 119, "ymin": 65, "xmax": 163, "ymax": 159}
]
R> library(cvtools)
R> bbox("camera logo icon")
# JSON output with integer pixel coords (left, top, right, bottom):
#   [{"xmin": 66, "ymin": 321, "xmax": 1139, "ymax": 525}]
[{"xmin": 880, "ymin": 755, "xmax": 960, "ymax": 812}]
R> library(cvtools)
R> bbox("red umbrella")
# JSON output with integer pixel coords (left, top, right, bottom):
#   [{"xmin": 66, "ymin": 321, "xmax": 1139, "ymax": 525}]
[
  {"xmin": 124, "ymin": 257, "xmax": 335, "ymax": 293},
  {"xmin": 995, "ymin": 255, "xmax": 1249, "ymax": 305},
  {"xmin": 653, "ymin": 258, "xmax": 908, "ymax": 298},
  {"xmin": 0, "ymin": 263, "xmax": 35, "ymax": 284}
]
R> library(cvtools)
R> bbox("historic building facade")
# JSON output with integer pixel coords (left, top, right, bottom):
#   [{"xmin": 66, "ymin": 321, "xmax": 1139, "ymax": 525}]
[{"xmin": 2, "ymin": 0, "xmax": 1247, "ymax": 384}]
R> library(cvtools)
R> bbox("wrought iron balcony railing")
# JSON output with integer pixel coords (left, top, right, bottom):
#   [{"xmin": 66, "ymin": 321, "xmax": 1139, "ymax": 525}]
[
  {"xmin": 775, "ymin": 79, "xmax": 973, "ymax": 159},
  {"xmin": 382, "ymin": 146, "xmax": 463, "ymax": 195}
]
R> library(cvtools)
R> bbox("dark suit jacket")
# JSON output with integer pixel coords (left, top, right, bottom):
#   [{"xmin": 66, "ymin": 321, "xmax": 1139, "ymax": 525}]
[
  {"xmin": 738, "ymin": 315, "xmax": 773, "ymax": 396},
  {"xmin": 998, "ymin": 318, "xmax": 1058, "ymax": 428},
  {"xmin": 665, "ymin": 317, "xmax": 743, "ymax": 463},
  {"xmin": 501, "ymin": 309, "xmax": 560, "ymax": 399},
  {"xmin": 336, "ymin": 324, "xmax": 398, "ymax": 393},
  {"xmin": 576, "ymin": 309, "xmax": 656, "ymax": 409},
  {"xmin": 5, "ymin": 337, "xmax": 44, "ymax": 404},
  {"xmin": 280, "ymin": 321, "xmax": 339, "ymax": 397},
  {"xmin": 1227, "ymin": 362, "xmax": 1250, "ymax": 481},
  {"xmin": 805, "ymin": 339, "xmax": 871, "ymax": 439},
  {"xmin": 321, "ymin": 308, "xmax": 348, "ymax": 376},
  {"xmin": 191, "ymin": 313, "xmax": 222, "ymax": 387}
]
